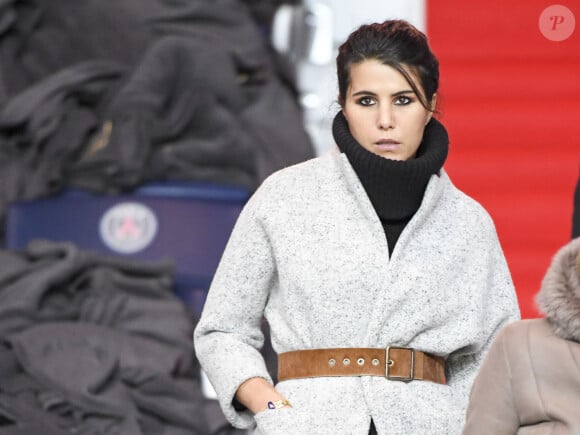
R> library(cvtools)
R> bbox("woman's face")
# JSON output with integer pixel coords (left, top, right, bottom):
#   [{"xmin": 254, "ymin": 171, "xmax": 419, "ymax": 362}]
[{"xmin": 342, "ymin": 59, "xmax": 436, "ymax": 161}]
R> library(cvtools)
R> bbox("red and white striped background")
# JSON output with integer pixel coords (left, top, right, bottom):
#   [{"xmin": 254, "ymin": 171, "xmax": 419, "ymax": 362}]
[{"xmin": 427, "ymin": 0, "xmax": 580, "ymax": 318}]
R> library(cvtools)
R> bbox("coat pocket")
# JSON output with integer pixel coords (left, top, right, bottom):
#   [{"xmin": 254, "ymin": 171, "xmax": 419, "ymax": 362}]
[{"xmin": 253, "ymin": 407, "xmax": 307, "ymax": 435}]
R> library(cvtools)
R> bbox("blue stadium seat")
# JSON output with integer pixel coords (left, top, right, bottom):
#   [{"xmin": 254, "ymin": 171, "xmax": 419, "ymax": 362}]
[{"xmin": 4, "ymin": 181, "xmax": 250, "ymax": 316}]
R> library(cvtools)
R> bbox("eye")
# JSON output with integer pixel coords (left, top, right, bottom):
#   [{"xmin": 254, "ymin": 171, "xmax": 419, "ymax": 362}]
[
  {"xmin": 394, "ymin": 95, "xmax": 413, "ymax": 105},
  {"xmin": 356, "ymin": 96, "xmax": 375, "ymax": 106}
]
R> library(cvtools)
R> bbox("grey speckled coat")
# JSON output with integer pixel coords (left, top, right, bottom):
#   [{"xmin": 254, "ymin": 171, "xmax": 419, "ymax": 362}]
[{"xmin": 194, "ymin": 152, "xmax": 520, "ymax": 435}]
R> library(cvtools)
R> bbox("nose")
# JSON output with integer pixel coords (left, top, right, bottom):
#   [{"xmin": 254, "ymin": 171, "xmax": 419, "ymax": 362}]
[{"xmin": 377, "ymin": 105, "xmax": 394, "ymax": 130}]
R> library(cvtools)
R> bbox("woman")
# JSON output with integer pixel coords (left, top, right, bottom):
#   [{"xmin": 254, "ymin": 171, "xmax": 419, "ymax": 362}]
[
  {"xmin": 194, "ymin": 20, "xmax": 520, "ymax": 434},
  {"xmin": 463, "ymin": 237, "xmax": 580, "ymax": 434}
]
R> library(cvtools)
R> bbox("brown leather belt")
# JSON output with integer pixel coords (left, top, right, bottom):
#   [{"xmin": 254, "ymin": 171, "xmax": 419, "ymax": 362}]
[{"xmin": 278, "ymin": 347, "xmax": 446, "ymax": 384}]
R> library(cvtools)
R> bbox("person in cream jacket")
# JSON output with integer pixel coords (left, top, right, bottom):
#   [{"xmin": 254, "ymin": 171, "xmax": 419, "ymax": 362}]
[{"xmin": 463, "ymin": 236, "xmax": 580, "ymax": 434}]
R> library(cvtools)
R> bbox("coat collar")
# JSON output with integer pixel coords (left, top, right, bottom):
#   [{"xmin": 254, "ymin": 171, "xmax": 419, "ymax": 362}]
[
  {"xmin": 536, "ymin": 237, "xmax": 580, "ymax": 342},
  {"xmin": 335, "ymin": 152, "xmax": 450, "ymax": 262}
]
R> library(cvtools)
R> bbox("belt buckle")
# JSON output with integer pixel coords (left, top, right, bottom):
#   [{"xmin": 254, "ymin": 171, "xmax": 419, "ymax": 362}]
[{"xmin": 385, "ymin": 346, "xmax": 415, "ymax": 382}]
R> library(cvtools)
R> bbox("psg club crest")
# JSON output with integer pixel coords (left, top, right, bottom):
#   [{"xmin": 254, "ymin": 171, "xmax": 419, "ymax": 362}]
[{"xmin": 99, "ymin": 202, "xmax": 158, "ymax": 254}]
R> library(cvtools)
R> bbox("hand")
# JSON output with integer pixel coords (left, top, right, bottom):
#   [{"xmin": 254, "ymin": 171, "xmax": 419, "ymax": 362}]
[{"xmin": 235, "ymin": 377, "xmax": 290, "ymax": 414}]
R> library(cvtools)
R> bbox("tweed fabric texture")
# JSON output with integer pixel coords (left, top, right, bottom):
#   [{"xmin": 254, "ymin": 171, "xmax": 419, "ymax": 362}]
[{"xmin": 194, "ymin": 151, "xmax": 520, "ymax": 434}]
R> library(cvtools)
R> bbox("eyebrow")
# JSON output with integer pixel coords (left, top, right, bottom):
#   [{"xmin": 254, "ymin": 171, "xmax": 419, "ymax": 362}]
[{"xmin": 351, "ymin": 89, "xmax": 415, "ymax": 97}]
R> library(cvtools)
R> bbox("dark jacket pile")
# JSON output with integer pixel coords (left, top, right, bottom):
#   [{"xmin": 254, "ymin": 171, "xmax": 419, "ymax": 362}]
[
  {"xmin": 0, "ymin": 0, "xmax": 314, "ymax": 236},
  {"xmin": 0, "ymin": 240, "xmax": 214, "ymax": 434},
  {"xmin": 0, "ymin": 0, "xmax": 307, "ymax": 432}
]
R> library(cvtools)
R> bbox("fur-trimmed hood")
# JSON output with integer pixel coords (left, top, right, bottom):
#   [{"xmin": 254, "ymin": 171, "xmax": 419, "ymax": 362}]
[{"xmin": 536, "ymin": 237, "xmax": 580, "ymax": 342}]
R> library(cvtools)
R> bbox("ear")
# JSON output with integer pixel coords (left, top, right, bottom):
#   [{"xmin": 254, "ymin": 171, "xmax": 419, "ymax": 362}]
[{"xmin": 425, "ymin": 93, "xmax": 437, "ymax": 125}]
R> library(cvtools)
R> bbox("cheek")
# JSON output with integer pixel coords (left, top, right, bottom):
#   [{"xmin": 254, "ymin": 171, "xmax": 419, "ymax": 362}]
[
  {"xmin": 408, "ymin": 112, "xmax": 430, "ymax": 137},
  {"xmin": 344, "ymin": 111, "xmax": 367, "ymax": 137},
  {"xmin": 412, "ymin": 126, "xmax": 427, "ymax": 145},
  {"xmin": 349, "ymin": 115, "xmax": 367, "ymax": 133},
  {"xmin": 399, "ymin": 116, "xmax": 428, "ymax": 150}
]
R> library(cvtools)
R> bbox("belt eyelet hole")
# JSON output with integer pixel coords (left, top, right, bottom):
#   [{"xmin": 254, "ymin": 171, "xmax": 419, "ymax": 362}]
[
  {"xmin": 357, "ymin": 358, "xmax": 365, "ymax": 366},
  {"xmin": 343, "ymin": 358, "xmax": 350, "ymax": 366},
  {"xmin": 387, "ymin": 359, "xmax": 394, "ymax": 367},
  {"xmin": 328, "ymin": 358, "xmax": 336, "ymax": 367},
  {"xmin": 372, "ymin": 358, "xmax": 380, "ymax": 366}
]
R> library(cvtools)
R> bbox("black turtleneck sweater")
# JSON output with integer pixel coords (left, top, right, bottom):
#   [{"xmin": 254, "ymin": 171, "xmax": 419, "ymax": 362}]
[{"xmin": 332, "ymin": 111, "xmax": 449, "ymax": 256}]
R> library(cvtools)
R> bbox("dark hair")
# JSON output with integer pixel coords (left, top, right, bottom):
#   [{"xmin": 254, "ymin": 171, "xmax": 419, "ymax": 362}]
[{"xmin": 336, "ymin": 20, "xmax": 439, "ymax": 111}]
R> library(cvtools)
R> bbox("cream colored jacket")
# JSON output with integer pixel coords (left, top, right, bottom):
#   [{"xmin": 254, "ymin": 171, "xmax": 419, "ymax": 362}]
[
  {"xmin": 464, "ymin": 237, "xmax": 580, "ymax": 435},
  {"xmin": 463, "ymin": 319, "xmax": 580, "ymax": 435}
]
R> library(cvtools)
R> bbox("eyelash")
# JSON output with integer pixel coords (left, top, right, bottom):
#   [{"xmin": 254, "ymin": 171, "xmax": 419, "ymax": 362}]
[
  {"xmin": 394, "ymin": 96, "xmax": 413, "ymax": 105},
  {"xmin": 356, "ymin": 96, "xmax": 414, "ymax": 106},
  {"xmin": 357, "ymin": 96, "xmax": 375, "ymax": 106}
]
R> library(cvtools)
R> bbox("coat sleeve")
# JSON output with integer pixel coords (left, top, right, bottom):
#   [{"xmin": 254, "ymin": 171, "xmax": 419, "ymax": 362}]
[
  {"xmin": 193, "ymin": 179, "xmax": 277, "ymax": 429},
  {"xmin": 445, "ymin": 210, "xmax": 521, "ymax": 426},
  {"xmin": 461, "ymin": 326, "xmax": 520, "ymax": 434}
]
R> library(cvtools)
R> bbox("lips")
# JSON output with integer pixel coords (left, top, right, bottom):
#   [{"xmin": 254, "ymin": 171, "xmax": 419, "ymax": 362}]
[
  {"xmin": 375, "ymin": 139, "xmax": 400, "ymax": 145},
  {"xmin": 373, "ymin": 139, "xmax": 401, "ymax": 154}
]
